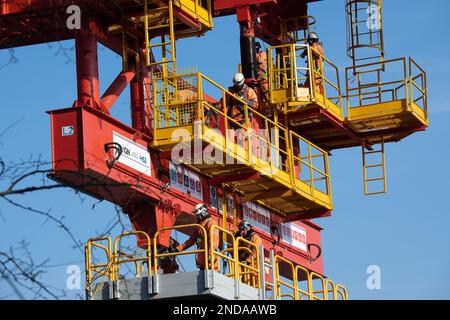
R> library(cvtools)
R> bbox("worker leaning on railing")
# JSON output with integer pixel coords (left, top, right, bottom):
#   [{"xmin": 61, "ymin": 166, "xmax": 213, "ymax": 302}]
[
  {"xmin": 301, "ymin": 32, "xmax": 325, "ymax": 94},
  {"xmin": 219, "ymin": 73, "xmax": 260, "ymax": 147},
  {"xmin": 175, "ymin": 203, "xmax": 220, "ymax": 271},
  {"xmin": 234, "ymin": 220, "xmax": 262, "ymax": 265},
  {"xmin": 226, "ymin": 73, "xmax": 259, "ymax": 126}
]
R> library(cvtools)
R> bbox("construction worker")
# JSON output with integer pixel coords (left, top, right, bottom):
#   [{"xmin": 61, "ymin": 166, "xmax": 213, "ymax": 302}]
[
  {"xmin": 301, "ymin": 32, "xmax": 325, "ymax": 94},
  {"xmin": 226, "ymin": 73, "xmax": 259, "ymax": 146},
  {"xmin": 255, "ymin": 42, "xmax": 269, "ymax": 103},
  {"xmin": 235, "ymin": 220, "xmax": 262, "ymax": 285},
  {"xmin": 176, "ymin": 204, "xmax": 220, "ymax": 270}
]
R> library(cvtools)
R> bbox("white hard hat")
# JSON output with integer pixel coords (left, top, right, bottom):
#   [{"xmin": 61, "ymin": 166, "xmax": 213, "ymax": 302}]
[
  {"xmin": 308, "ymin": 32, "xmax": 319, "ymax": 42},
  {"xmin": 193, "ymin": 203, "xmax": 208, "ymax": 220},
  {"xmin": 193, "ymin": 203, "xmax": 204, "ymax": 213},
  {"xmin": 233, "ymin": 73, "xmax": 245, "ymax": 86}
]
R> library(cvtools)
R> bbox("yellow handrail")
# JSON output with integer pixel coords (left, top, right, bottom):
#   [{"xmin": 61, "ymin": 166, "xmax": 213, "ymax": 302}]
[
  {"xmin": 153, "ymin": 224, "xmax": 209, "ymax": 274},
  {"xmin": 274, "ymin": 255, "xmax": 297, "ymax": 300},
  {"xmin": 267, "ymin": 43, "xmax": 343, "ymax": 115},
  {"xmin": 345, "ymin": 57, "xmax": 428, "ymax": 117},
  {"xmin": 113, "ymin": 231, "xmax": 152, "ymax": 280},
  {"xmin": 84, "ymin": 231, "xmax": 349, "ymax": 300},
  {"xmin": 295, "ymin": 264, "xmax": 313, "ymax": 300},
  {"xmin": 308, "ymin": 271, "xmax": 327, "ymax": 300},
  {"xmin": 85, "ymin": 237, "xmax": 113, "ymax": 289},
  {"xmin": 209, "ymin": 225, "xmax": 236, "ymax": 277},
  {"xmin": 151, "ymin": 71, "xmax": 333, "ymax": 210},
  {"xmin": 235, "ymin": 237, "xmax": 261, "ymax": 289}
]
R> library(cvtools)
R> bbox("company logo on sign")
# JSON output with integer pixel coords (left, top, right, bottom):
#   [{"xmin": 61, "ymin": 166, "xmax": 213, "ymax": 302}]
[
  {"xmin": 281, "ymin": 222, "xmax": 307, "ymax": 252},
  {"xmin": 112, "ymin": 132, "xmax": 151, "ymax": 176},
  {"xmin": 243, "ymin": 202, "xmax": 271, "ymax": 235}
]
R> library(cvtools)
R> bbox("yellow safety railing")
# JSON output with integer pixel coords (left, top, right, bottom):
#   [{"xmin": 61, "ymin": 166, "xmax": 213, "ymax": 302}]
[
  {"xmin": 113, "ymin": 232, "xmax": 152, "ymax": 280},
  {"xmin": 153, "ymin": 224, "xmax": 209, "ymax": 274},
  {"xmin": 274, "ymin": 255, "xmax": 298, "ymax": 300},
  {"xmin": 210, "ymin": 225, "xmax": 236, "ymax": 278},
  {"xmin": 173, "ymin": 0, "xmax": 214, "ymax": 28},
  {"xmin": 308, "ymin": 271, "xmax": 327, "ymax": 300},
  {"xmin": 85, "ymin": 229, "xmax": 349, "ymax": 300},
  {"xmin": 295, "ymin": 265, "xmax": 313, "ymax": 300},
  {"xmin": 336, "ymin": 284, "xmax": 349, "ymax": 300},
  {"xmin": 274, "ymin": 255, "xmax": 348, "ymax": 300},
  {"xmin": 85, "ymin": 237, "xmax": 113, "ymax": 291},
  {"xmin": 281, "ymin": 16, "xmax": 317, "ymax": 44},
  {"xmin": 345, "ymin": 57, "xmax": 428, "ymax": 121},
  {"xmin": 289, "ymin": 130, "xmax": 332, "ymax": 206},
  {"xmin": 236, "ymin": 237, "xmax": 261, "ymax": 289},
  {"xmin": 267, "ymin": 43, "xmax": 343, "ymax": 118},
  {"xmin": 151, "ymin": 71, "xmax": 333, "ymax": 211}
]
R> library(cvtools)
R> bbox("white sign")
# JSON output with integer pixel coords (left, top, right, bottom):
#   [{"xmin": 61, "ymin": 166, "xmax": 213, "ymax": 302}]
[
  {"xmin": 281, "ymin": 222, "xmax": 307, "ymax": 252},
  {"xmin": 113, "ymin": 132, "xmax": 151, "ymax": 177},
  {"xmin": 62, "ymin": 126, "xmax": 74, "ymax": 136},
  {"xmin": 169, "ymin": 162, "xmax": 203, "ymax": 200},
  {"xmin": 243, "ymin": 202, "xmax": 271, "ymax": 235}
]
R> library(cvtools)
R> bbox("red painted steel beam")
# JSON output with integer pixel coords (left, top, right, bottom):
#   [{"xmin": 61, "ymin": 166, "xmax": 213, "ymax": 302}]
[
  {"xmin": 74, "ymin": 19, "xmax": 102, "ymax": 111},
  {"xmin": 214, "ymin": 0, "xmax": 277, "ymax": 11},
  {"xmin": 101, "ymin": 65, "xmax": 136, "ymax": 112},
  {"xmin": 209, "ymin": 172, "xmax": 261, "ymax": 186},
  {"xmin": 284, "ymin": 209, "xmax": 332, "ymax": 222}
]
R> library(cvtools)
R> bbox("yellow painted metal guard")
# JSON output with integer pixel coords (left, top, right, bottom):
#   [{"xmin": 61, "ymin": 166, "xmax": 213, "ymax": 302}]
[
  {"xmin": 151, "ymin": 71, "xmax": 333, "ymax": 215},
  {"xmin": 84, "ymin": 228, "xmax": 348, "ymax": 300}
]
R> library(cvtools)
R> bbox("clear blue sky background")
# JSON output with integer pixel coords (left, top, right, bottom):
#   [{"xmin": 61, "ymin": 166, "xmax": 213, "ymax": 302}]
[{"xmin": 0, "ymin": 0, "xmax": 449, "ymax": 299}]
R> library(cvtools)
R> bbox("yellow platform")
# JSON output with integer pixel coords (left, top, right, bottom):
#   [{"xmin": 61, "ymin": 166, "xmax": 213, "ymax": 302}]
[
  {"xmin": 345, "ymin": 57, "xmax": 428, "ymax": 143},
  {"xmin": 151, "ymin": 72, "xmax": 333, "ymax": 218}
]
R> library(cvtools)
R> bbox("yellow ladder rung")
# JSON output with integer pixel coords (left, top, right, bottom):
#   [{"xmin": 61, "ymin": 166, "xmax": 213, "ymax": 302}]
[
  {"xmin": 364, "ymin": 150, "xmax": 382, "ymax": 155},
  {"xmin": 366, "ymin": 178, "xmax": 385, "ymax": 182},
  {"xmin": 366, "ymin": 164, "xmax": 383, "ymax": 169},
  {"xmin": 148, "ymin": 42, "xmax": 172, "ymax": 48},
  {"xmin": 149, "ymin": 60, "xmax": 175, "ymax": 66},
  {"xmin": 147, "ymin": 25, "xmax": 171, "ymax": 31}
]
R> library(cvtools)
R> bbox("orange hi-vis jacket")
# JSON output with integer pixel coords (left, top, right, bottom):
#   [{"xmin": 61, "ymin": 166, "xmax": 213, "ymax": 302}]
[
  {"xmin": 311, "ymin": 42, "xmax": 324, "ymax": 74},
  {"xmin": 178, "ymin": 217, "xmax": 220, "ymax": 270},
  {"xmin": 227, "ymin": 84, "xmax": 259, "ymax": 124},
  {"xmin": 256, "ymin": 51, "xmax": 268, "ymax": 80},
  {"xmin": 237, "ymin": 231, "xmax": 262, "ymax": 265}
]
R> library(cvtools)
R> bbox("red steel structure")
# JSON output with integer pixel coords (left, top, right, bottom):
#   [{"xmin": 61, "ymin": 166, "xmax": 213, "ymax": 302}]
[{"xmin": 0, "ymin": 0, "xmax": 429, "ymax": 295}]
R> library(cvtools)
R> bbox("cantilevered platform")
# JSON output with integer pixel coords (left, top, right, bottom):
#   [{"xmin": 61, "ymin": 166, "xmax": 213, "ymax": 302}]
[
  {"xmin": 344, "ymin": 57, "xmax": 429, "ymax": 145},
  {"xmin": 150, "ymin": 72, "xmax": 333, "ymax": 219}
]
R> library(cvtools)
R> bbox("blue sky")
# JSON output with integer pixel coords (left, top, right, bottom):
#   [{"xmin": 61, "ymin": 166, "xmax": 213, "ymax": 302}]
[{"xmin": 0, "ymin": 0, "xmax": 449, "ymax": 299}]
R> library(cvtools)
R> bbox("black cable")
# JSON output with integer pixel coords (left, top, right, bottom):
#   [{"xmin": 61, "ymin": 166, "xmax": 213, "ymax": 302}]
[
  {"xmin": 104, "ymin": 142, "xmax": 123, "ymax": 169},
  {"xmin": 270, "ymin": 225, "xmax": 280, "ymax": 245},
  {"xmin": 307, "ymin": 243, "xmax": 322, "ymax": 263}
]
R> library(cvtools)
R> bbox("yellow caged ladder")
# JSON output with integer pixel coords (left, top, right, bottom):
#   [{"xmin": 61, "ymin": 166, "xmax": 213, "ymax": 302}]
[
  {"xmin": 346, "ymin": 0, "xmax": 385, "ymax": 72},
  {"xmin": 362, "ymin": 139, "xmax": 387, "ymax": 196},
  {"xmin": 144, "ymin": 0, "xmax": 177, "ymax": 76}
]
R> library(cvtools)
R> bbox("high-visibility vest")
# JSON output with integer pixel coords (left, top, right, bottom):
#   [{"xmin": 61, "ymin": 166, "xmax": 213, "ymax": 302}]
[
  {"xmin": 227, "ymin": 85, "xmax": 259, "ymax": 123},
  {"xmin": 257, "ymin": 51, "xmax": 268, "ymax": 78}
]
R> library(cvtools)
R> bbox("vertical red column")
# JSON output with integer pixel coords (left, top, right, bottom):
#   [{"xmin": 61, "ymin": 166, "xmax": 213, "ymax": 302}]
[
  {"xmin": 74, "ymin": 18, "xmax": 101, "ymax": 110},
  {"xmin": 130, "ymin": 49, "xmax": 152, "ymax": 136}
]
